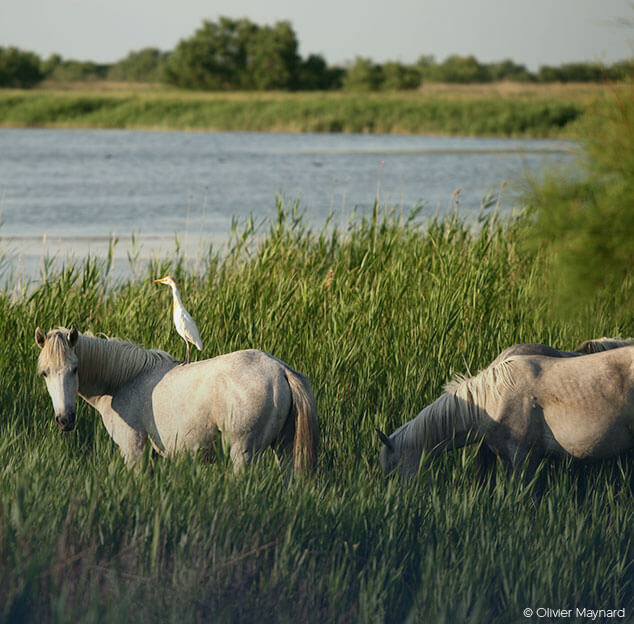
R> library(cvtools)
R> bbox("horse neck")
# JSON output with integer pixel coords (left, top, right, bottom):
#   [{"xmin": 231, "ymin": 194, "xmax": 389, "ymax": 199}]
[
  {"xmin": 75, "ymin": 334, "xmax": 177, "ymax": 399},
  {"xmin": 404, "ymin": 391, "xmax": 485, "ymax": 456},
  {"xmin": 439, "ymin": 358, "xmax": 517, "ymax": 443}
]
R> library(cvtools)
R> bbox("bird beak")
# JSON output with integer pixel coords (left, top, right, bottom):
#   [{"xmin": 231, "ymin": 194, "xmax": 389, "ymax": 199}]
[{"xmin": 155, "ymin": 276, "xmax": 174, "ymax": 286}]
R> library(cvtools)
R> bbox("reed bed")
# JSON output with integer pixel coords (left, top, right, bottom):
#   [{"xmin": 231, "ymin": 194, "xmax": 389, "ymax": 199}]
[
  {"xmin": 0, "ymin": 87, "xmax": 594, "ymax": 136},
  {"xmin": 0, "ymin": 203, "xmax": 632, "ymax": 623}
]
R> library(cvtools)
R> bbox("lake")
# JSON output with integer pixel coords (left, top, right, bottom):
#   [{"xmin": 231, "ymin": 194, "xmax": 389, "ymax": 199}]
[{"xmin": 0, "ymin": 128, "xmax": 576, "ymax": 282}]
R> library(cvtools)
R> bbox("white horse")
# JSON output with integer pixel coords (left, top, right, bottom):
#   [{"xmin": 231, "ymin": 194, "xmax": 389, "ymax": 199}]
[
  {"xmin": 378, "ymin": 345, "xmax": 634, "ymax": 481},
  {"xmin": 36, "ymin": 326, "xmax": 318, "ymax": 474}
]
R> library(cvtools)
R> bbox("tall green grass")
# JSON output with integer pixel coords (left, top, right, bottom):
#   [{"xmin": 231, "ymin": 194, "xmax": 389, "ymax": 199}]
[
  {"xmin": 0, "ymin": 203, "xmax": 632, "ymax": 623},
  {"xmin": 0, "ymin": 89, "xmax": 587, "ymax": 136}
]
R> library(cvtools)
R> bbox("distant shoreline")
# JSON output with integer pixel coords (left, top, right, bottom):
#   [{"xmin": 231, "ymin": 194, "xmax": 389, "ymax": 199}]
[{"xmin": 0, "ymin": 81, "xmax": 613, "ymax": 137}]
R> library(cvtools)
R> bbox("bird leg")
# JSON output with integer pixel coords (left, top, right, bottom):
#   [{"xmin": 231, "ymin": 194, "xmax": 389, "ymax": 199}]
[{"xmin": 185, "ymin": 341, "xmax": 191, "ymax": 365}]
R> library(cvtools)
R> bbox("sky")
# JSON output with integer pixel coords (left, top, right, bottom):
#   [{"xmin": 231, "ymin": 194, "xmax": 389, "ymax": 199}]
[{"xmin": 1, "ymin": 0, "xmax": 632, "ymax": 70}]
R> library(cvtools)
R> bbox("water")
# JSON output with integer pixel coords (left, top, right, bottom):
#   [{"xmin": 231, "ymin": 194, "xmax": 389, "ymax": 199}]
[{"xmin": 0, "ymin": 128, "xmax": 576, "ymax": 282}]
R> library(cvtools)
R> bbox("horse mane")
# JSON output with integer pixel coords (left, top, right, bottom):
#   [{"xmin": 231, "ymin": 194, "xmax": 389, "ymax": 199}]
[
  {"xmin": 444, "ymin": 357, "xmax": 516, "ymax": 404},
  {"xmin": 391, "ymin": 358, "xmax": 517, "ymax": 459},
  {"xmin": 66, "ymin": 329, "xmax": 178, "ymax": 389},
  {"xmin": 574, "ymin": 336, "xmax": 633, "ymax": 354},
  {"xmin": 37, "ymin": 329, "xmax": 73, "ymax": 375}
]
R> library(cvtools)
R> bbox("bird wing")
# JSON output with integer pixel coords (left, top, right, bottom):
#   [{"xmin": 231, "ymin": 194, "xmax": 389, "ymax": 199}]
[{"xmin": 174, "ymin": 305, "xmax": 203, "ymax": 351}]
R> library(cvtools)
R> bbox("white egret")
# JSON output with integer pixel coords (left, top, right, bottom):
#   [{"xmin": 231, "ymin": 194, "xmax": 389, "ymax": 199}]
[{"xmin": 155, "ymin": 275, "xmax": 203, "ymax": 364}]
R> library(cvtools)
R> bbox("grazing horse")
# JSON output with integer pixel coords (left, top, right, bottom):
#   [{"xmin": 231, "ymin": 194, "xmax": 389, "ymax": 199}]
[
  {"xmin": 36, "ymin": 327, "xmax": 318, "ymax": 474},
  {"xmin": 378, "ymin": 346, "xmax": 634, "ymax": 481}
]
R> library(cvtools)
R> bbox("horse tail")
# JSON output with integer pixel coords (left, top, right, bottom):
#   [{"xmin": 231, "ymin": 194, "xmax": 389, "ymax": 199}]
[{"xmin": 283, "ymin": 368, "xmax": 318, "ymax": 475}]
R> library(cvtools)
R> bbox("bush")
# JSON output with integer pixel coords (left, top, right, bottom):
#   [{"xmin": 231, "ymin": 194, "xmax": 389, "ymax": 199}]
[
  {"xmin": 0, "ymin": 46, "xmax": 43, "ymax": 88},
  {"xmin": 107, "ymin": 48, "xmax": 169, "ymax": 83},
  {"xmin": 42, "ymin": 56, "xmax": 110, "ymax": 82},
  {"xmin": 342, "ymin": 57, "xmax": 384, "ymax": 91},
  {"xmin": 522, "ymin": 84, "xmax": 634, "ymax": 315}
]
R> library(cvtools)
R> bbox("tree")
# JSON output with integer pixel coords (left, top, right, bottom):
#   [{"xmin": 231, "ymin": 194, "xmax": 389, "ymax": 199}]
[
  {"xmin": 416, "ymin": 55, "xmax": 438, "ymax": 82},
  {"xmin": 243, "ymin": 21, "xmax": 300, "ymax": 90},
  {"xmin": 488, "ymin": 59, "xmax": 532, "ymax": 82},
  {"xmin": 342, "ymin": 57, "xmax": 383, "ymax": 91},
  {"xmin": 537, "ymin": 63, "xmax": 605, "ymax": 82},
  {"xmin": 435, "ymin": 55, "xmax": 490, "ymax": 83},
  {"xmin": 606, "ymin": 60, "xmax": 634, "ymax": 81},
  {"xmin": 108, "ymin": 48, "xmax": 169, "ymax": 82},
  {"xmin": 0, "ymin": 46, "xmax": 43, "ymax": 88},
  {"xmin": 164, "ymin": 17, "xmax": 257, "ymax": 89},
  {"xmin": 41, "ymin": 54, "xmax": 63, "ymax": 78},
  {"xmin": 297, "ymin": 54, "xmax": 344, "ymax": 90},
  {"xmin": 381, "ymin": 62, "xmax": 421, "ymax": 90},
  {"xmin": 41, "ymin": 55, "xmax": 110, "ymax": 82},
  {"xmin": 163, "ymin": 17, "xmax": 303, "ymax": 91}
]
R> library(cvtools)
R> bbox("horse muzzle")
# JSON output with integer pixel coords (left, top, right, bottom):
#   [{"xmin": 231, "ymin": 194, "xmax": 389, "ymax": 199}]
[{"xmin": 56, "ymin": 412, "xmax": 76, "ymax": 431}]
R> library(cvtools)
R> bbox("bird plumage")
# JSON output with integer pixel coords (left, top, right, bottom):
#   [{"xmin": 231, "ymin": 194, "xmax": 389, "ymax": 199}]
[{"xmin": 155, "ymin": 275, "xmax": 203, "ymax": 363}]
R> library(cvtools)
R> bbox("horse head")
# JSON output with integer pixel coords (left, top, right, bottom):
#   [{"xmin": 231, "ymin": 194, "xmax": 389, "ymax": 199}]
[
  {"xmin": 36, "ymin": 326, "xmax": 80, "ymax": 431},
  {"xmin": 376, "ymin": 427, "xmax": 401, "ymax": 475}
]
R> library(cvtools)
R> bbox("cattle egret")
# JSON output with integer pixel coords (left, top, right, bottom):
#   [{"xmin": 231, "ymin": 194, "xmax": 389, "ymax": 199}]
[{"xmin": 155, "ymin": 275, "xmax": 203, "ymax": 364}]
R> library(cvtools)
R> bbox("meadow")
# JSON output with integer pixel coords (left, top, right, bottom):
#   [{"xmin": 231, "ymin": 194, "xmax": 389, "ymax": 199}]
[
  {"xmin": 0, "ymin": 82, "xmax": 610, "ymax": 136},
  {"xmin": 0, "ymin": 201, "xmax": 632, "ymax": 623},
  {"xmin": 1, "ymin": 80, "xmax": 633, "ymax": 623}
]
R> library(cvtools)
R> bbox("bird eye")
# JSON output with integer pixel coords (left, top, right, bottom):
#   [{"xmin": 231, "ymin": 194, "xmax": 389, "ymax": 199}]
[
  {"xmin": 71, "ymin": 366, "xmax": 78, "ymax": 375},
  {"xmin": 41, "ymin": 371, "xmax": 48, "ymax": 378}
]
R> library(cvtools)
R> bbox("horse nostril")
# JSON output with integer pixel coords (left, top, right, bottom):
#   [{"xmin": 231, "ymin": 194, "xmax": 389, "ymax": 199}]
[{"xmin": 56, "ymin": 414, "xmax": 74, "ymax": 429}]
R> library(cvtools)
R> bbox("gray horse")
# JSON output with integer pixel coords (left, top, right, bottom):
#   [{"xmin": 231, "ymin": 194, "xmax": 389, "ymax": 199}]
[
  {"xmin": 36, "ymin": 326, "xmax": 318, "ymax": 474},
  {"xmin": 378, "ymin": 341, "xmax": 634, "ymax": 481}
]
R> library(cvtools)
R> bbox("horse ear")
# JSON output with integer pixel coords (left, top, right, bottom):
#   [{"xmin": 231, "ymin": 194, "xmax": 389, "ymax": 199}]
[
  {"xmin": 35, "ymin": 327, "xmax": 46, "ymax": 349},
  {"xmin": 68, "ymin": 326, "xmax": 79, "ymax": 347},
  {"xmin": 376, "ymin": 428, "xmax": 394, "ymax": 451}
]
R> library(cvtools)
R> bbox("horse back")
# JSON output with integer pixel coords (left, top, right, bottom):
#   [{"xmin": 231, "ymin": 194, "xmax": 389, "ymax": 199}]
[
  {"xmin": 502, "ymin": 348, "xmax": 634, "ymax": 458},
  {"xmin": 139, "ymin": 349, "xmax": 295, "ymax": 454}
]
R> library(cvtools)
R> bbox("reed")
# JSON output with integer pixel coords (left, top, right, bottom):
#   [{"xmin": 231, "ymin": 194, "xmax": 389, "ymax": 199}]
[
  {"xmin": 0, "ymin": 203, "xmax": 632, "ymax": 623},
  {"xmin": 0, "ymin": 87, "xmax": 597, "ymax": 136}
]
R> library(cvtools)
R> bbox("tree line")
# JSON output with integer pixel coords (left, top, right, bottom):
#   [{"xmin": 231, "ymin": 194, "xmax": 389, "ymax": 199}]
[{"xmin": 1, "ymin": 16, "xmax": 632, "ymax": 90}]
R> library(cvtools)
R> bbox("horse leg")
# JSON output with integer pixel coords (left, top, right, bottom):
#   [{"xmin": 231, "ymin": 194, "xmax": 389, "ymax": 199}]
[
  {"xmin": 475, "ymin": 443, "xmax": 497, "ymax": 488},
  {"xmin": 272, "ymin": 411, "xmax": 295, "ymax": 476},
  {"xmin": 506, "ymin": 444, "xmax": 547, "ymax": 505},
  {"xmin": 100, "ymin": 410, "xmax": 148, "ymax": 468},
  {"xmin": 229, "ymin": 443, "xmax": 253, "ymax": 473},
  {"xmin": 118, "ymin": 430, "xmax": 148, "ymax": 468}
]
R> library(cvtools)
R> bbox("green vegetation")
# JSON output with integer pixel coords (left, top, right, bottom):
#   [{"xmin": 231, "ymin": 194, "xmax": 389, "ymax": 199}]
[
  {"xmin": 0, "ymin": 87, "xmax": 588, "ymax": 136},
  {"xmin": 1, "ymin": 17, "xmax": 631, "ymax": 91},
  {"xmin": 102, "ymin": 49, "xmax": 168, "ymax": 84},
  {"xmin": 161, "ymin": 18, "xmax": 340, "ymax": 91},
  {"xmin": 1, "ymin": 54, "xmax": 632, "ymax": 624},
  {"xmin": 39, "ymin": 54, "xmax": 110, "ymax": 84},
  {"xmin": 0, "ymin": 198, "xmax": 632, "ymax": 623},
  {"xmin": 0, "ymin": 47, "xmax": 43, "ymax": 88},
  {"xmin": 522, "ymin": 84, "xmax": 634, "ymax": 313}
]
